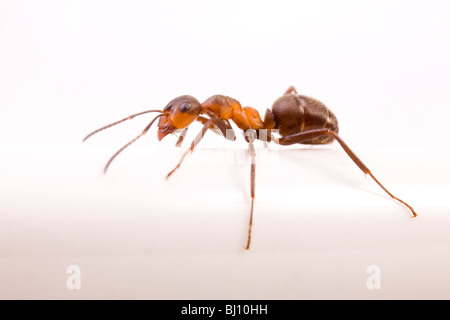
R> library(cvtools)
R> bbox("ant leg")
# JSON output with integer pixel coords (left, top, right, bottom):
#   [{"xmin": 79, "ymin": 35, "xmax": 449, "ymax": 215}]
[
  {"xmin": 195, "ymin": 116, "xmax": 222, "ymax": 137},
  {"xmin": 175, "ymin": 127, "xmax": 188, "ymax": 147},
  {"xmin": 166, "ymin": 118, "xmax": 236, "ymax": 179},
  {"xmin": 245, "ymin": 130, "xmax": 257, "ymax": 250},
  {"xmin": 279, "ymin": 129, "xmax": 417, "ymax": 217},
  {"xmin": 197, "ymin": 116, "xmax": 236, "ymax": 140},
  {"xmin": 166, "ymin": 119, "xmax": 213, "ymax": 179},
  {"xmin": 284, "ymin": 86, "xmax": 298, "ymax": 95}
]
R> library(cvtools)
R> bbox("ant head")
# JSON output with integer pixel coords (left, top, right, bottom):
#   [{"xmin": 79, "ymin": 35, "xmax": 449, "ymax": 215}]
[{"xmin": 157, "ymin": 95, "xmax": 201, "ymax": 141}]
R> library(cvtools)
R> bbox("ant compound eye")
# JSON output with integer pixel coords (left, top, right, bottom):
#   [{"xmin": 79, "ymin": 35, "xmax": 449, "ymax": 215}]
[{"xmin": 180, "ymin": 102, "xmax": 191, "ymax": 113}]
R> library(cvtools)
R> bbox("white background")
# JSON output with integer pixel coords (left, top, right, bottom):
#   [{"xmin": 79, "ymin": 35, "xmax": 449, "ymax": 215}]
[{"xmin": 1, "ymin": 0, "xmax": 450, "ymax": 299}]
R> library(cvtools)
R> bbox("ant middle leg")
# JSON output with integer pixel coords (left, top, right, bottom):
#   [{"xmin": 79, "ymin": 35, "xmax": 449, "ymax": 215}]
[{"xmin": 244, "ymin": 129, "xmax": 257, "ymax": 250}]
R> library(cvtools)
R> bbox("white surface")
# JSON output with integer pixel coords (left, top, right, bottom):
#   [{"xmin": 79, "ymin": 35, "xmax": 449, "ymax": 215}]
[
  {"xmin": 0, "ymin": 143, "xmax": 449, "ymax": 299},
  {"xmin": 1, "ymin": 0, "xmax": 450, "ymax": 299}
]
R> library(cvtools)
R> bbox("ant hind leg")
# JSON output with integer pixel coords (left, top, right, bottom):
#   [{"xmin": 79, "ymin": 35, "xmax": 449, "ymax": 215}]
[
  {"xmin": 284, "ymin": 86, "xmax": 298, "ymax": 95},
  {"xmin": 279, "ymin": 128, "xmax": 417, "ymax": 218}
]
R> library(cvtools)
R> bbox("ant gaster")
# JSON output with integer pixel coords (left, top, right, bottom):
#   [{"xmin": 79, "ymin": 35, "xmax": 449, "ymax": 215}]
[{"xmin": 83, "ymin": 86, "xmax": 417, "ymax": 250}]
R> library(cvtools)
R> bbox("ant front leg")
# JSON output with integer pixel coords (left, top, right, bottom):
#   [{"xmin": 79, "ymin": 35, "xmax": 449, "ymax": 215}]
[
  {"xmin": 166, "ymin": 117, "xmax": 236, "ymax": 179},
  {"xmin": 175, "ymin": 127, "xmax": 189, "ymax": 147},
  {"xmin": 166, "ymin": 119, "xmax": 212, "ymax": 179},
  {"xmin": 196, "ymin": 116, "xmax": 235, "ymax": 140},
  {"xmin": 279, "ymin": 129, "xmax": 417, "ymax": 217}
]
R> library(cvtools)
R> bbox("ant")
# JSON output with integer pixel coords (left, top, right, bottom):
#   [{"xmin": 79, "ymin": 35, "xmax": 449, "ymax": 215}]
[{"xmin": 83, "ymin": 86, "xmax": 417, "ymax": 250}]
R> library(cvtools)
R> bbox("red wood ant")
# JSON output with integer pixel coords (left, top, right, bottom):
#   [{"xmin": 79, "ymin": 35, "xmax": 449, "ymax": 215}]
[{"xmin": 83, "ymin": 86, "xmax": 417, "ymax": 249}]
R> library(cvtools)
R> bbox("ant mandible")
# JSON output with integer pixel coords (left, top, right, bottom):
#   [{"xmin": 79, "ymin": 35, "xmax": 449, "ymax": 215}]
[{"xmin": 83, "ymin": 86, "xmax": 417, "ymax": 250}]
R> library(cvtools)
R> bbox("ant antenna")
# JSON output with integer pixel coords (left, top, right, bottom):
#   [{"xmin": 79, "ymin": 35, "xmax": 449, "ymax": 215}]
[
  {"xmin": 83, "ymin": 110, "xmax": 163, "ymax": 142},
  {"xmin": 103, "ymin": 113, "xmax": 164, "ymax": 174}
]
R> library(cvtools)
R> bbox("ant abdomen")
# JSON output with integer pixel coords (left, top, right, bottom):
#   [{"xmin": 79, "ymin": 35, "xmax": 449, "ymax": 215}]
[{"xmin": 271, "ymin": 94, "xmax": 339, "ymax": 144}]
